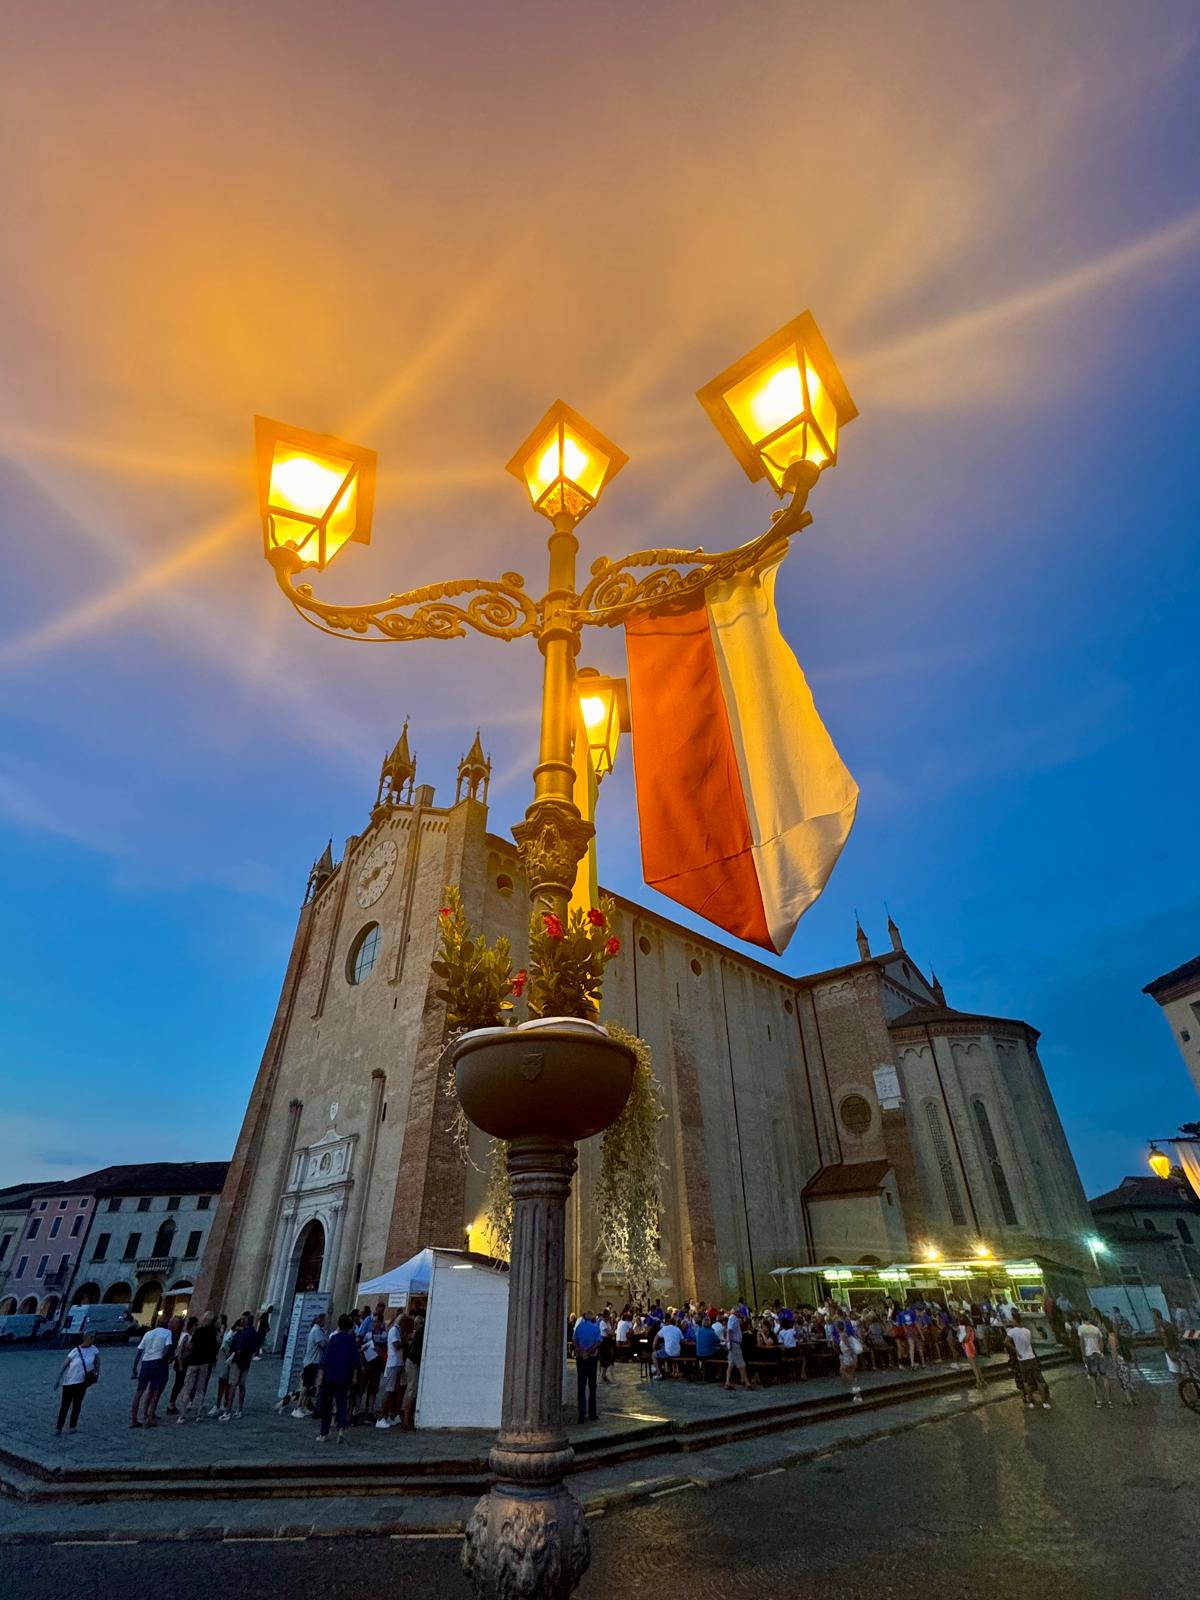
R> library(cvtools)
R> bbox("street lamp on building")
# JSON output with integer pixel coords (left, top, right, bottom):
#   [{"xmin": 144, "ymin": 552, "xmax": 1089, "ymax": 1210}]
[
  {"xmin": 1085, "ymin": 1234, "xmax": 1108, "ymax": 1276},
  {"xmin": 256, "ymin": 312, "xmax": 854, "ymax": 1600},
  {"xmin": 1148, "ymin": 1145, "xmax": 1172, "ymax": 1180}
]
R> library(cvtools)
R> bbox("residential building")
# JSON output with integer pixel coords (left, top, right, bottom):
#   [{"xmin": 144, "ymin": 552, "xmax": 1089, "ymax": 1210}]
[
  {"xmin": 0, "ymin": 1163, "xmax": 228, "ymax": 1325},
  {"xmin": 1143, "ymin": 953, "xmax": 1200, "ymax": 1097},
  {"xmin": 1089, "ymin": 1173, "xmax": 1200, "ymax": 1314}
]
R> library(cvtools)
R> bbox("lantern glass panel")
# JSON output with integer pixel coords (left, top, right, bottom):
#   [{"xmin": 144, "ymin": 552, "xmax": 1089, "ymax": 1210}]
[
  {"xmin": 524, "ymin": 424, "xmax": 562, "ymax": 505},
  {"xmin": 561, "ymin": 425, "xmax": 608, "ymax": 501},
  {"xmin": 723, "ymin": 351, "xmax": 804, "ymax": 447}
]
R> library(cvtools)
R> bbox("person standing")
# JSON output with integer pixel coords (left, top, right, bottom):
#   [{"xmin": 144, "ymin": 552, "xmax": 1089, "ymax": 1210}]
[
  {"xmin": 1106, "ymin": 1321, "xmax": 1138, "ymax": 1406},
  {"xmin": 598, "ymin": 1309, "xmax": 616, "ymax": 1384},
  {"xmin": 317, "ymin": 1314, "xmax": 361, "ymax": 1442},
  {"xmin": 296, "ymin": 1312, "xmax": 328, "ymax": 1418},
  {"xmin": 178, "ymin": 1314, "xmax": 220, "ymax": 1422},
  {"xmin": 956, "ymin": 1315, "xmax": 987, "ymax": 1396},
  {"xmin": 210, "ymin": 1317, "xmax": 238, "ymax": 1416},
  {"xmin": 131, "ymin": 1320, "xmax": 173, "ymax": 1428},
  {"xmin": 1005, "ymin": 1314, "xmax": 1051, "ymax": 1409},
  {"xmin": 221, "ymin": 1312, "xmax": 259, "ymax": 1420},
  {"xmin": 400, "ymin": 1314, "xmax": 424, "ymax": 1430},
  {"xmin": 723, "ymin": 1308, "xmax": 749, "ymax": 1391},
  {"xmin": 835, "ymin": 1319, "xmax": 864, "ymax": 1403},
  {"xmin": 1077, "ymin": 1316, "xmax": 1113, "ymax": 1408},
  {"xmin": 377, "ymin": 1311, "xmax": 407, "ymax": 1429},
  {"xmin": 54, "ymin": 1333, "xmax": 99, "ymax": 1434},
  {"xmin": 572, "ymin": 1310, "xmax": 602, "ymax": 1420},
  {"xmin": 166, "ymin": 1317, "xmax": 197, "ymax": 1415}
]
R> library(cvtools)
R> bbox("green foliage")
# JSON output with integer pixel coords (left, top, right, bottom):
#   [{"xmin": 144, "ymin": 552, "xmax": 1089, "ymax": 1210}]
[
  {"xmin": 481, "ymin": 1140, "xmax": 513, "ymax": 1262},
  {"xmin": 596, "ymin": 1026, "xmax": 666, "ymax": 1294},
  {"xmin": 433, "ymin": 885, "xmax": 516, "ymax": 1037},
  {"xmin": 527, "ymin": 900, "xmax": 622, "ymax": 1019}
]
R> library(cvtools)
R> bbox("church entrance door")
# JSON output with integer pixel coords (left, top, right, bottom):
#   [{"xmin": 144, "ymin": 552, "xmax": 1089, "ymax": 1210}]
[{"xmin": 294, "ymin": 1220, "xmax": 325, "ymax": 1292}]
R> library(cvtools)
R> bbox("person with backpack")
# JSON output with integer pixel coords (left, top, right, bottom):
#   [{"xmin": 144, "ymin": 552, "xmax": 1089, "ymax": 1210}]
[{"xmin": 220, "ymin": 1311, "xmax": 259, "ymax": 1420}]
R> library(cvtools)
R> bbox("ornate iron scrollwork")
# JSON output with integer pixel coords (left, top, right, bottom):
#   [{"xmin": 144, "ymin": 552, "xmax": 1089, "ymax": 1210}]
[
  {"xmin": 269, "ymin": 548, "xmax": 539, "ymax": 643},
  {"xmin": 570, "ymin": 506, "xmax": 813, "ymax": 628}
]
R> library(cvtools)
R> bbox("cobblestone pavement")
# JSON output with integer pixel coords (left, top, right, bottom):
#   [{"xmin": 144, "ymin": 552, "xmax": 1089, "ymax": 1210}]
[
  {"xmin": 0, "ymin": 1343, "xmax": 1001, "ymax": 1472},
  {"xmin": 7, "ymin": 1364, "xmax": 1195, "ymax": 1599}
]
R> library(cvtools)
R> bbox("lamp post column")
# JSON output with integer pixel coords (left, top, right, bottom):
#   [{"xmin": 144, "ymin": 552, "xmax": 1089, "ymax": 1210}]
[{"xmin": 463, "ymin": 512, "xmax": 596, "ymax": 1600}]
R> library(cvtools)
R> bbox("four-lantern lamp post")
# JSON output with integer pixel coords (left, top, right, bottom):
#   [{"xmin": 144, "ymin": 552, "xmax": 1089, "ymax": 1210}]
[{"xmin": 255, "ymin": 312, "xmax": 857, "ymax": 1600}]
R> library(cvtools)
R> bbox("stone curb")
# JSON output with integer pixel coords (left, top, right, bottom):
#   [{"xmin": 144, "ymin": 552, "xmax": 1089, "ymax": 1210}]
[{"xmin": 0, "ymin": 1369, "xmax": 1079, "ymax": 1545}]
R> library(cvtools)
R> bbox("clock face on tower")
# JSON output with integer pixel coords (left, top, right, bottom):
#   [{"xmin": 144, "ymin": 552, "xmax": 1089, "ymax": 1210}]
[{"xmin": 356, "ymin": 838, "xmax": 398, "ymax": 908}]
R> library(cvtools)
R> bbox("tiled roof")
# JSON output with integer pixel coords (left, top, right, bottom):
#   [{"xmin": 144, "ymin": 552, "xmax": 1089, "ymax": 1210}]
[
  {"xmin": 802, "ymin": 1159, "xmax": 891, "ymax": 1199},
  {"xmin": 10, "ymin": 1162, "xmax": 230, "ymax": 1200},
  {"xmin": 1089, "ymin": 1175, "xmax": 1200, "ymax": 1213},
  {"xmin": 888, "ymin": 1002, "xmax": 1037, "ymax": 1039},
  {"xmin": 1143, "ymin": 954, "xmax": 1200, "ymax": 999}
]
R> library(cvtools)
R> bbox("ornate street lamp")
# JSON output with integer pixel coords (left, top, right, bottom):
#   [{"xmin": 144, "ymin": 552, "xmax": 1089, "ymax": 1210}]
[
  {"xmin": 256, "ymin": 311, "xmax": 854, "ymax": 1600},
  {"xmin": 696, "ymin": 311, "xmax": 857, "ymax": 503},
  {"xmin": 575, "ymin": 669, "xmax": 629, "ymax": 782},
  {"xmin": 1148, "ymin": 1144, "xmax": 1172, "ymax": 1180}
]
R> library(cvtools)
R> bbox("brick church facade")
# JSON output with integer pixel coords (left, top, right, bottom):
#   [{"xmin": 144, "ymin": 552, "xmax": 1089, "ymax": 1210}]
[{"xmin": 195, "ymin": 731, "xmax": 1095, "ymax": 1327}]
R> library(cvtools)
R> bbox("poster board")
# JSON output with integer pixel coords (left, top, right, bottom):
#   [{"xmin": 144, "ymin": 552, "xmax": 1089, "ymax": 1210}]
[
  {"xmin": 414, "ymin": 1255, "xmax": 508, "ymax": 1429},
  {"xmin": 277, "ymin": 1290, "xmax": 330, "ymax": 1400}
]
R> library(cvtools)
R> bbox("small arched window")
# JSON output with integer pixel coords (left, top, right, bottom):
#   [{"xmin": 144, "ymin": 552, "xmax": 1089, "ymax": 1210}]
[{"xmin": 151, "ymin": 1217, "xmax": 176, "ymax": 1258}]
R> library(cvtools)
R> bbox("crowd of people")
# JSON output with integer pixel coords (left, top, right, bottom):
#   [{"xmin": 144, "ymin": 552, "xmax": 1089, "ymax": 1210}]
[
  {"xmin": 51, "ymin": 1284, "xmax": 1197, "ymax": 1439},
  {"xmin": 566, "ymin": 1289, "xmax": 1198, "ymax": 1422},
  {"xmin": 51, "ymin": 1300, "xmax": 425, "ymax": 1442}
]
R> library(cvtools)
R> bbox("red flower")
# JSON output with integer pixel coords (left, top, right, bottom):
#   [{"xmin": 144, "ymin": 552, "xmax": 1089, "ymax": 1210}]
[
  {"xmin": 542, "ymin": 913, "xmax": 564, "ymax": 940},
  {"xmin": 511, "ymin": 969, "xmax": 528, "ymax": 997},
  {"xmin": 586, "ymin": 908, "xmax": 606, "ymax": 928},
  {"xmin": 437, "ymin": 907, "xmax": 452, "ymax": 919},
  {"xmin": 604, "ymin": 936, "xmax": 621, "ymax": 956}
]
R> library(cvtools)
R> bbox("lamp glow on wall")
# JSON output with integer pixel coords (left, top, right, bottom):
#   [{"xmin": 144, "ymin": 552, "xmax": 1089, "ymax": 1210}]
[
  {"xmin": 505, "ymin": 400, "xmax": 629, "ymax": 525},
  {"xmin": 696, "ymin": 312, "xmax": 858, "ymax": 497},
  {"xmin": 255, "ymin": 416, "xmax": 377, "ymax": 571},
  {"xmin": 576, "ymin": 669, "xmax": 630, "ymax": 781}
]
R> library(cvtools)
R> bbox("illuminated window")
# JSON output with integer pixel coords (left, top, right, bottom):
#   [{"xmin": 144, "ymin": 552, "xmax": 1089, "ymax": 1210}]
[
  {"xmin": 972, "ymin": 1099, "xmax": 1018, "ymax": 1226},
  {"xmin": 348, "ymin": 923, "xmax": 382, "ymax": 985},
  {"xmin": 924, "ymin": 1100, "xmax": 967, "ymax": 1227}
]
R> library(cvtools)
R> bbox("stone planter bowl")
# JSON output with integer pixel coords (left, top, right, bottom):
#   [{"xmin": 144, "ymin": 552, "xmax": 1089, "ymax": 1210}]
[{"xmin": 452, "ymin": 1022, "xmax": 636, "ymax": 1142}]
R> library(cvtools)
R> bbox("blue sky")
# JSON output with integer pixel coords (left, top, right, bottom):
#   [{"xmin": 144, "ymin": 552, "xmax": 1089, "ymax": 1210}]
[{"xmin": 0, "ymin": 0, "xmax": 1197, "ymax": 1195}]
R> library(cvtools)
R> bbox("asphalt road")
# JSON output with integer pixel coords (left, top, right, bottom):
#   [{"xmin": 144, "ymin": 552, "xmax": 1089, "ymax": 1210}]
[{"xmin": 8, "ymin": 1368, "xmax": 1196, "ymax": 1599}]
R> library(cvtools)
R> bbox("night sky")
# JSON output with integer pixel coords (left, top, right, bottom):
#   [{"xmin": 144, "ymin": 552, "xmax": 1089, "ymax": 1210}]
[{"xmin": 1, "ymin": 1, "xmax": 1197, "ymax": 1195}]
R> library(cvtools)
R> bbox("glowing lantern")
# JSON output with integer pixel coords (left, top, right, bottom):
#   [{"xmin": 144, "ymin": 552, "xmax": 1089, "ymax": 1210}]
[
  {"xmin": 1148, "ymin": 1146, "xmax": 1172, "ymax": 1180},
  {"xmin": 696, "ymin": 311, "xmax": 857, "ymax": 494},
  {"xmin": 255, "ymin": 416, "xmax": 377, "ymax": 571},
  {"xmin": 506, "ymin": 400, "xmax": 628, "ymax": 525},
  {"xmin": 576, "ymin": 669, "xmax": 630, "ymax": 780}
]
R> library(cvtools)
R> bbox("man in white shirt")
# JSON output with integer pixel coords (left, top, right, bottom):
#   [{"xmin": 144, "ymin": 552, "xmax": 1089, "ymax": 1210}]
[
  {"xmin": 1076, "ymin": 1318, "xmax": 1112, "ymax": 1407},
  {"xmin": 616, "ymin": 1316, "xmax": 633, "ymax": 1347},
  {"xmin": 131, "ymin": 1322, "xmax": 173, "ymax": 1428},
  {"xmin": 778, "ymin": 1322, "xmax": 797, "ymax": 1349},
  {"xmin": 651, "ymin": 1316, "xmax": 683, "ymax": 1378},
  {"xmin": 1005, "ymin": 1315, "xmax": 1051, "ymax": 1409},
  {"xmin": 377, "ymin": 1313, "xmax": 407, "ymax": 1429}
]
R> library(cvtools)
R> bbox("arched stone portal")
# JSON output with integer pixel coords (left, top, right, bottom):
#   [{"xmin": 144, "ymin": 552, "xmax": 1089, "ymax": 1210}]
[
  {"xmin": 18, "ymin": 1296, "xmax": 38, "ymax": 1313},
  {"xmin": 103, "ymin": 1281, "xmax": 132, "ymax": 1304},
  {"xmin": 294, "ymin": 1220, "xmax": 325, "ymax": 1293},
  {"xmin": 39, "ymin": 1295, "xmax": 60, "ymax": 1319},
  {"xmin": 0, "ymin": 1297, "xmax": 16, "ymax": 1315},
  {"xmin": 72, "ymin": 1282, "xmax": 101, "ymax": 1306}
]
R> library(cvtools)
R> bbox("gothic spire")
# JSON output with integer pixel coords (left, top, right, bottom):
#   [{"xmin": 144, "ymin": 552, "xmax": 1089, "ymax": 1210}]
[
  {"xmin": 376, "ymin": 720, "xmax": 416, "ymax": 810},
  {"xmin": 456, "ymin": 730, "xmax": 492, "ymax": 804},
  {"xmin": 855, "ymin": 917, "xmax": 871, "ymax": 961}
]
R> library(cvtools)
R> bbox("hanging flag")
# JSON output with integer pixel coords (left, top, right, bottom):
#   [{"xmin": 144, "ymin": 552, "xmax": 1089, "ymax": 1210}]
[{"xmin": 625, "ymin": 553, "xmax": 858, "ymax": 955}]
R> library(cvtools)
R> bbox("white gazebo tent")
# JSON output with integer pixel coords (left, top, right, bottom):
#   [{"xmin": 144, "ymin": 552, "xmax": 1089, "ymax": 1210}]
[{"xmin": 358, "ymin": 1248, "xmax": 508, "ymax": 1429}]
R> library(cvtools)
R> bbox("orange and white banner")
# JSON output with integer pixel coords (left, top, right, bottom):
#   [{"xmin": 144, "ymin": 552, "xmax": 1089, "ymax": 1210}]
[{"xmin": 626, "ymin": 554, "xmax": 858, "ymax": 955}]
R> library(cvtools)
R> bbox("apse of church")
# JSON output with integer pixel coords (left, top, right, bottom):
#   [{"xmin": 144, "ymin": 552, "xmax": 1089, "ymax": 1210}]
[{"xmin": 195, "ymin": 734, "xmax": 1095, "ymax": 1325}]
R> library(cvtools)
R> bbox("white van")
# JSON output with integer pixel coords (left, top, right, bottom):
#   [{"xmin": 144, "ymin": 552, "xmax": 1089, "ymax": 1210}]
[{"xmin": 61, "ymin": 1304, "xmax": 138, "ymax": 1345}]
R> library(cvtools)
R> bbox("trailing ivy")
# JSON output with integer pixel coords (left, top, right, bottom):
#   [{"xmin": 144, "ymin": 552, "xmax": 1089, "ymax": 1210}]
[{"xmin": 595, "ymin": 1024, "xmax": 666, "ymax": 1293}]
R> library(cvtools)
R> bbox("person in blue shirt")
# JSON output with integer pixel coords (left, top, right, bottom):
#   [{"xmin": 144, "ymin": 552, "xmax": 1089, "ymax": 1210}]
[
  {"xmin": 318, "ymin": 1315, "xmax": 362, "ymax": 1442},
  {"xmin": 895, "ymin": 1304, "xmax": 922, "ymax": 1369},
  {"xmin": 572, "ymin": 1312, "xmax": 602, "ymax": 1423},
  {"xmin": 694, "ymin": 1318, "xmax": 719, "ymax": 1359}
]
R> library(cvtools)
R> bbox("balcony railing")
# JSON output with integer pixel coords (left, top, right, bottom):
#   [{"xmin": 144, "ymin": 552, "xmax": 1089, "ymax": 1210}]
[{"xmin": 134, "ymin": 1255, "xmax": 175, "ymax": 1275}]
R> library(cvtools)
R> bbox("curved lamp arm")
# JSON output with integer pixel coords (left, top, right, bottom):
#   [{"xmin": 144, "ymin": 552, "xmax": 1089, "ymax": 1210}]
[
  {"xmin": 268, "ymin": 546, "xmax": 541, "ymax": 643},
  {"xmin": 571, "ymin": 502, "xmax": 813, "ymax": 629}
]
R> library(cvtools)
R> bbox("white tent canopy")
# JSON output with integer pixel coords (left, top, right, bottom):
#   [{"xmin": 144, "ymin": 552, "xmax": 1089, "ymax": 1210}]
[{"xmin": 357, "ymin": 1248, "xmax": 439, "ymax": 1299}]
